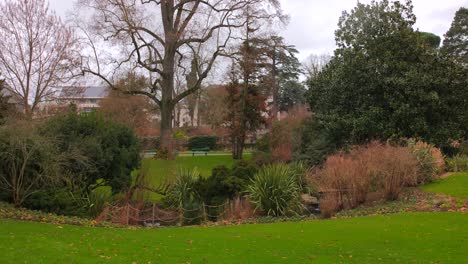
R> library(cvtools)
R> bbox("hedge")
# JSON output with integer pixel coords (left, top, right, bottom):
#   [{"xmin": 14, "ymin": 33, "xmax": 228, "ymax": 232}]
[{"xmin": 187, "ymin": 135, "xmax": 218, "ymax": 150}]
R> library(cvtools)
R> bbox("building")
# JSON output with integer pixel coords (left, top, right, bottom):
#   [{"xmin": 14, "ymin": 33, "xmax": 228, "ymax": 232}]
[{"xmin": 55, "ymin": 86, "xmax": 109, "ymax": 113}]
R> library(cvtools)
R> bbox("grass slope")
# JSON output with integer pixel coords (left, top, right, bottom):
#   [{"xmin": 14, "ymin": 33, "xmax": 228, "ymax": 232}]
[
  {"xmin": 421, "ymin": 172, "xmax": 468, "ymax": 199},
  {"xmin": 142, "ymin": 154, "xmax": 250, "ymax": 180},
  {"xmin": 135, "ymin": 154, "xmax": 251, "ymax": 200},
  {"xmin": 1, "ymin": 213, "xmax": 467, "ymax": 263}
]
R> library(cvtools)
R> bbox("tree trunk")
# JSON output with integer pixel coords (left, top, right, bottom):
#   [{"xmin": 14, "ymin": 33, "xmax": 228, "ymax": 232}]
[
  {"xmin": 160, "ymin": 102, "xmax": 173, "ymax": 158},
  {"xmin": 160, "ymin": 69, "xmax": 175, "ymax": 158},
  {"xmin": 271, "ymin": 48, "xmax": 278, "ymax": 121}
]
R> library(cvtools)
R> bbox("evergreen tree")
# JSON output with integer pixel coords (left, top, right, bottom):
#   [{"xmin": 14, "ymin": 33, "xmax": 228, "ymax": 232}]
[
  {"xmin": 306, "ymin": 0, "xmax": 467, "ymax": 149},
  {"xmin": 442, "ymin": 7, "xmax": 468, "ymax": 67}
]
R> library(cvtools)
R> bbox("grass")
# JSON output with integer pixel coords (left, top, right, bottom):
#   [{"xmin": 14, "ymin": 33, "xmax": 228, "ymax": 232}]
[
  {"xmin": 421, "ymin": 172, "xmax": 468, "ymax": 199},
  {"xmin": 134, "ymin": 153, "xmax": 251, "ymax": 200},
  {"xmin": 0, "ymin": 212, "xmax": 467, "ymax": 263},
  {"xmin": 143, "ymin": 154, "xmax": 248, "ymax": 178}
]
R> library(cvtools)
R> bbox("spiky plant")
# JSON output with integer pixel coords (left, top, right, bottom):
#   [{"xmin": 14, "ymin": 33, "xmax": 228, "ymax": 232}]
[{"xmin": 247, "ymin": 164, "xmax": 302, "ymax": 216}]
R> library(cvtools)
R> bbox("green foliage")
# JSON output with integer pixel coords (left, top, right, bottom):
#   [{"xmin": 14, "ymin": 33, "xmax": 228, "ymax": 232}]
[
  {"xmin": 418, "ymin": 32, "xmax": 441, "ymax": 49},
  {"xmin": 442, "ymin": 7, "xmax": 468, "ymax": 67},
  {"xmin": 293, "ymin": 118, "xmax": 338, "ymax": 165},
  {"xmin": 39, "ymin": 112, "xmax": 140, "ymax": 194},
  {"xmin": 231, "ymin": 160, "xmax": 258, "ymax": 181},
  {"xmin": 226, "ymin": 81, "xmax": 266, "ymax": 159},
  {"xmin": 162, "ymin": 160, "xmax": 257, "ymax": 219},
  {"xmin": 23, "ymin": 189, "xmax": 88, "ymax": 217},
  {"xmin": 247, "ymin": 164, "xmax": 302, "ymax": 216},
  {"xmin": 0, "ymin": 201, "xmax": 117, "ymax": 228},
  {"xmin": 278, "ymin": 80, "xmax": 307, "ymax": 111},
  {"xmin": 226, "ymin": 37, "xmax": 269, "ymax": 159},
  {"xmin": 187, "ymin": 135, "xmax": 218, "ymax": 150},
  {"xmin": 262, "ymin": 36, "xmax": 305, "ymax": 112},
  {"xmin": 22, "ymin": 188, "xmax": 110, "ymax": 218},
  {"xmin": 307, "ymin": 0, "xmax": 468, "ymax": 149},
  {"xmin": 195, "ymin": 165, "xmax": 246, "ymax": 206},
  {"xmin": 446, "ymin": 155, "xmax": 468, "ymax": 172},
  {"xmin": 0, "ymin": 124, "xmax": 62, "ymax": 206},
  {"xmin": 162, "ymin": 168, "xmax": 200, "ymax": 209}
]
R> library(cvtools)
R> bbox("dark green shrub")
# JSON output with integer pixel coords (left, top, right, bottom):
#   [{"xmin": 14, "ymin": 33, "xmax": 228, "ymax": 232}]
[
  {"xmin": 255, "ymin": 134, "xmax": 270, "ymax": 152},
  {"xmin": 293, "ymin": 118, "xmax": 338, "ymax": 166},
  {"xmin": 39, "ymin": 112, "xmax": 140, "ymax": 194},
  {"xmin": 195, "ymin": 166, "xmax": 246, "ymax": 205},
  {"xmin": 23, "ymin": 188, "xmax": 111, "ymax": 218},
  {"xmin": 187, "ymin": 135, "xmax": 218, "ymax": 150},
  {"xmin": 231, "ymin": 160, "xmax": 258, "ymax": 181}
]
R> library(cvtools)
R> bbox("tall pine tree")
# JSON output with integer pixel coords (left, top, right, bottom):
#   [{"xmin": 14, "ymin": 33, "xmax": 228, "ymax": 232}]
[{"xmin": 442, "ymin": 7, "xmax": 468, "ymax": 67}]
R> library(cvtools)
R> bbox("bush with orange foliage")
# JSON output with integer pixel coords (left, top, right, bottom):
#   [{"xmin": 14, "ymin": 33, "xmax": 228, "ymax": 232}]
[
  {"xmin": 254, "ymin": 106, "xmax": 310, "ymax": 164},
  {"xmin": 310, "ymin": 142, "xmax": 422, "ymax": 217}
]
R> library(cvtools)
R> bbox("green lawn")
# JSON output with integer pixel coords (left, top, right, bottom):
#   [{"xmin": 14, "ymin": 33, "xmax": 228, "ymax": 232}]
[
  {"xmin": 421, "ymin": 172, "xmax": 468, "ymax": 199},
  {"xmin": 134, "ymin": 154, "xmax": 251, "ymax": 200},
  {"xmin": 143, "ymin": 154, "xmax": 249, "ymax": 178},
  {"xmin": 0, "ymin": 213, "xmax": 466, "ymax": 263}
]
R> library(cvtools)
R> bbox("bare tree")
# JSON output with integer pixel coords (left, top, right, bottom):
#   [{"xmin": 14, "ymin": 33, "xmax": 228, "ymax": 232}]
[
  {"xmin": 0, "ymin": 124, "xmax": 61, "ymax": 207},
  {"xmin": 303, "ymin": 53, "xmax": 332, "ymax": 80},
  {"xmin": 76, "ymin": 0, "xmax": 283, "ymax": 156},
  {"xmin": 99, "ymin": 75, "xmax": 157, "ymax": 136},
  {"xmin": 0, "ymin": 0, "xmax": 79, "ymax": 118}
]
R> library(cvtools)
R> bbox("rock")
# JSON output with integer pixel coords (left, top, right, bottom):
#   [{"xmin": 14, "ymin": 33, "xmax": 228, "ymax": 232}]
[{"xmin": 301, "ymin": 194, "xmax": 319, "ymax": 205}]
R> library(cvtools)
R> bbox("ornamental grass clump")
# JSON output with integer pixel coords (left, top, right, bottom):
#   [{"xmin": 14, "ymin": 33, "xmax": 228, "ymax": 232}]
[
  {"xmin": 408, "ymin": 140, "xmax": 445, "ymax": 184},
  {"xmin": 247, "ymin": 164, "xmax": 302, "ymax": 216},
  {"xmin": 311, "ymin": 142, "xmax": 421, "ymax": 217}
]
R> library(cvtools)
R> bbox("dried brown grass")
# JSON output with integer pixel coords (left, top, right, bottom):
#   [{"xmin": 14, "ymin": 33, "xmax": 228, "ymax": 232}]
[
  {"xmin": 221, "ymin": 197, "xmax": 256, "ymax": 221},
  {"xmin": 269, "ymin": 106, "xmax": 310, "ymax": 163},
  {"xmin": 310, "ymin": 142, "xmax": 420, "ymax": 217}
]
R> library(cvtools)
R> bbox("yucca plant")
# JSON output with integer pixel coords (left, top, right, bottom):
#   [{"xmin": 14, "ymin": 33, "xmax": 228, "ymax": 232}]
[
  {"xmin": 247, "ymin": 164, "xmax": 302, "ymax": 216},
  {"xmin": 289, "ymin": 161, "xmax": 309, "ymax": 192},
  {"xmin": 166, "ymin": 168, "xmax": 200, "ymax": 208}
]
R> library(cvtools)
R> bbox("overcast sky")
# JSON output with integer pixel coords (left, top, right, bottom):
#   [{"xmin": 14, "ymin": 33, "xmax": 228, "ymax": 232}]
[{"xmin": 49, "ymin": 0, "xmax": 467, "ymax": 61}]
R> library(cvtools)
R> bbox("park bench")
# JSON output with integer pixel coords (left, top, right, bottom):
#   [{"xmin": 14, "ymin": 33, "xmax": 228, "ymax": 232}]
[{"xmin": 191, "ymin": 147, "xmax": 210, "ymax": 156}]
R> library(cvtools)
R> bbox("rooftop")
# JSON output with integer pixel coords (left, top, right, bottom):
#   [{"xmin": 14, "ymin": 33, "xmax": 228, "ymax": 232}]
[{"xmin": 57, "ymin": 86, "xmax": 108, "ymax": 99}]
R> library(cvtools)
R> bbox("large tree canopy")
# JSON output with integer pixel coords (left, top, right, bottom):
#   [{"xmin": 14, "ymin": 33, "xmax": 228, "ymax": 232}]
[
  {"xmin": 306, "ymin": 0, "xmax": 468, "ymax": 148},
  {"xmin": 77, "ymin": 0, "xmax": 284, "ymax": 156}
]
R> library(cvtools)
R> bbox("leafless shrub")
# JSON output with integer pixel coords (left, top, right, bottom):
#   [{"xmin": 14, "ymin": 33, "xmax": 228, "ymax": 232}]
[
  {"xmin": 221, "ymin": 197, "xmax": 256, "ymax": 221},
  {"xmin": 311, "ymin": 142, "xmax": 420, "ymax": 217}
]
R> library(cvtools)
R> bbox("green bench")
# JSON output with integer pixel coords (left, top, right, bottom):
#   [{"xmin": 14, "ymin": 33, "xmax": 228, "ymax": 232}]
[{"xmin": 191, "ymin": 147, "xmax": 210, "ymax": 156}]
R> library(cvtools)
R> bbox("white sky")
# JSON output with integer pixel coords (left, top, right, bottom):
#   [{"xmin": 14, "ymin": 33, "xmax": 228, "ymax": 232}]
[{"xmin": 50, "ymin": 0, "xmax": 467, "ymax": 60}]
